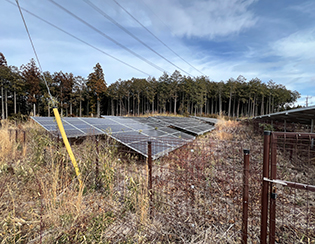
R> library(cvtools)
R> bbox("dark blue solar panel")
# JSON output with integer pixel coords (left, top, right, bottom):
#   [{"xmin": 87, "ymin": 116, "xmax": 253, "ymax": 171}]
[{"xmin": 32, "ymin": 115, "xmax": 206, "ymax": 159}]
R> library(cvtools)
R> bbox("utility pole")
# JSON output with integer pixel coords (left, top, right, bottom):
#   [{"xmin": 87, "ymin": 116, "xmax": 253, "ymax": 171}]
[{"xmin": 306, "ymin": 96, "xmax": 312, "ymax": 107}]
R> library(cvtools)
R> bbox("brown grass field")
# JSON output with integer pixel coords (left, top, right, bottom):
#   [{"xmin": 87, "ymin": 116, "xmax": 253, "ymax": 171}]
[{"xmin": 0, "ymin": 118, "xmax": 314, "ymax": 243}]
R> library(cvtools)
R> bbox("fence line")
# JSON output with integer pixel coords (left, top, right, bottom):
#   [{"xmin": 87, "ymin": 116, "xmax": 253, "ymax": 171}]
[
  {"xmin": 262, "ymin": 131, "xmax": 315, "ymax": 244},
  {"xmin": 98, "ymin": 135, "xmax": 262, "ymax": 243}
]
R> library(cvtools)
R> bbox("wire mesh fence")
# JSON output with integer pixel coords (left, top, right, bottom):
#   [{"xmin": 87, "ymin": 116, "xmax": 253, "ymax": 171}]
[
  {"xmin": 79, "ymin": 130, "xmax": 264, "ymax": 243},
  {"xmin": 262, "ymin": 132, "xmax": 315, "ymax": 243},
  {"xmin": 10, "ymin": 121, "xmax": 314, "ymax": 242}
]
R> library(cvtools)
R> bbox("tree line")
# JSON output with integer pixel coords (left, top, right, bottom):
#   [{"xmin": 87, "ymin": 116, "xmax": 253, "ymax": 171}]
[{"xmin": 0, "ymin": 52, "xmax": 300, "ymax": 120}]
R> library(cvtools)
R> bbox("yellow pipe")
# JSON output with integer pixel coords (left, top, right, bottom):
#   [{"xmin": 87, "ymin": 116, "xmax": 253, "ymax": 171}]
[{"xmin": 53, "ymin": 107, "xmax": 82, "ymax": 187}]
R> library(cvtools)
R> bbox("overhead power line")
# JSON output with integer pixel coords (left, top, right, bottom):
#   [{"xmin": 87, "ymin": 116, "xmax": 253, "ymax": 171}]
[
  {"xmin": 112, "ymin": 0, "xmax": 205, "ymax": 76},
  {"xmin": 5, "ymin": 0, "xmax": 151, "ymax": 76},
  {"xmin": 47, "ymin": 0, "xmax": 166, "ymax": 73},
  {"xmin": 83, "ymin": 0, "xmax": 194, "ymax": 77},
  {"xmin": 15, "ymin": 0, "xmax": 53, "ymax": 100},
  {"xmin": 138, "ymin": 0, "xmax": 175, "ymax": 37}
]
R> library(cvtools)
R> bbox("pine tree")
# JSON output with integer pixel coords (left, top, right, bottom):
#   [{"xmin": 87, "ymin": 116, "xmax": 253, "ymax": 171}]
[
  {"xmin": 9, "ymin": 65, "xmax": 24, "ymax": 115},
  {"xmin": 87, "ymin": 63, "xmax": 107, "ymax": 117},
  {"xmin": 21, "ymin": 59, "xmax": 41, "ymax": 116}
]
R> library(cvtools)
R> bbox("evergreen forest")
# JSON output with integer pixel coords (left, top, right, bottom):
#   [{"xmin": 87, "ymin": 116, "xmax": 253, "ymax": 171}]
[{"xmin": 0, "ymin": 52, "xmax": 301, "ymax": 120}]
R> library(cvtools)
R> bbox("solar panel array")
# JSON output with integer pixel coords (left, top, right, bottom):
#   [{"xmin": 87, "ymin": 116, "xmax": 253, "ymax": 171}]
[
  {"xmin": 151, "ymin": 116, "xmax": 216, "ymax": 135},
  {"xmin": 191, "ymin": 116, "xmax": 218, "ymax": 125},
  {"xmin": 253, "ymin": 105, "xmax": 315, "ymax": 125},
  {"xmin": 31, "ymin": 117, "xmax": 112, "ymax": 137},
  {"xmin": 31, "ymin": 115, "xmax": 216, "ymax": 159}
]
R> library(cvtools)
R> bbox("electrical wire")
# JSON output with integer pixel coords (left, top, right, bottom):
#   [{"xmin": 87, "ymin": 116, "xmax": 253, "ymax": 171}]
[
  {"xmin": 112, "ymin": 0, "xmax": 206, "ymax": 76},
  {"xmin": 15, "ymin": 0, "xmax": 53, "ymax": 101},
  {"xmin": 15, "ymin": 0, "xmax": 83, "ymax": 187},
  {"xmin": 5, "ymin": 0, "xmax": 151, "ymax": 77},
  {"xmin": 47, "ymin": 0, "xmax": 166, "ymax": 74},
  {"xmin": 138, "ymin": 0, "xmax": 174, "ymax": 37},
  {"xmin": 83, "ymin": 0, "xmax": 194, "ymax": 77}
]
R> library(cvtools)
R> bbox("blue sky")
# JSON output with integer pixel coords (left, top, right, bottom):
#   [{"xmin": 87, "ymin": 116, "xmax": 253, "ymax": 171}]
[{"xmin": 1, "ymin": 0, "xmax": 315, "ymax": 106}]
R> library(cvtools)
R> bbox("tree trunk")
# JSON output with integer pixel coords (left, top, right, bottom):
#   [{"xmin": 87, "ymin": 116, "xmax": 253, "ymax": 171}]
[
  {"xmin": 256, "ymin": 104, "xmax": 258, "ymax": 116},
  {"xmin": 137, "ymin": 94, "xmax": 140, "ymax": 115},
  {"xmin": 127, "ymin": 94, "xmax": 130, "ymax": 115},
  {"xmin": 252, "ymin": 96, "xmax": 256, "ymax": 117},
  {"xmin": 237, "ymin": 99, "xmax": 240, "ymax": 118},
  {"xmin": 174, "ymin": 95, "xmax": 177, "ymax": 115},
  {"xmin": 111, "ymin": 99, "xmax": 114, "ymax": 115},
  {"xmin": 211, "ymin": 97, "xmax": 214, "ymax": 115},
  {"xmin": 120, "ymin": 99, "xmax": 122, "ymax": 116},
  {"xmin": 33, "ymin": 103, "xmax": 36, "ymax": 116},
  {"xmin": 228, "ymin": 90, "xmax": 232, "ymax": 117},
  {"xmin": 97, "ymin": 97, "xmax": 100, "ymax": 117},
  {"xmin": 70, "ymin": 102, "xmax": 73, "ymax": 115},
  {"xmin": 14, "ymin": 90, "xmax": 16, "ymax": 114},
  {"xmin": 232, "ymin": 94, "xmax": 236, "ymax": 117},
  {"xmin": 261, "ymin": 94, "xmax": 264, "ymax": 115},
  {"xmin": 87, "ymin": 100, "xmax": 89, "ymax": 116},
  {"xmin": 133, "ymin": 97, "xmax": 135, "ymax": 116},
  {"xmin": 191, "ymin": 102, "xmax": 193, "ymax": 115},
  {"xmin": 48, "ymin": 104, "xmax": 50, "ymax": 117},
  {"xmin": 5, "ymin": 88, "xmax": 8, "ymax": 119},
  {"xmin": 1, "ymin": 85, "xmax": 4, "ymax": 119},
  {"xmin": 61, "ymin": 101, "xmax": 64, "ymax": 117},
  {"xmin": 219, "ymin": 93, "xmax": 222, "ymax": 116},
  {"xmin": 248, "ymin": 98, "xmax": 251, "ymax": 117},
  {"xmin": 116, "ymin": 100, "xmax": 118, "ymax": 116},
  {"xmin": 79, "ymin": 99, "xmax": 82, "ymax": 117}
]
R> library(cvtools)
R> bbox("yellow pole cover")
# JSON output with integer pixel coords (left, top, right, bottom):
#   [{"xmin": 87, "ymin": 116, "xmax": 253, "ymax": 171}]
[{"xmin": 53, "ymin": 107, "xmax": 82, "ymax": 187}]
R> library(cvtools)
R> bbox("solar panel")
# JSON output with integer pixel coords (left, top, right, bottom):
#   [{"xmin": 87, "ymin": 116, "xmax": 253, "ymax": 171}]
[
  {"xmin": 191, "ymin": 116, "xmax": 218, "ymax": 125},
  {"xmin": 152, "ymin": 116, "xmax": 215, "ymax": 135},
  {"xmin": 253, "ymin": 105, "xmax": 315, "ymax": 125},
  {"xmin": 31, "ymin": 116, "xmax": 196, "ymax": 159},
  {"xmin": 31, "ymin": 115, "xmax": 217, "ymax": 159}
]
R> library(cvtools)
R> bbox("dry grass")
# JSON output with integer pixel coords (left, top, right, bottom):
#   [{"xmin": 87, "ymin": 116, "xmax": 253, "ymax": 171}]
[
  {"xmin": 0, "ymin": 121, "xmax": 16, "ymax": 164},
  {"xmin": 0, "ymin": 119, "xmax": 152, "ymax": 243},
  {"xmin": 0, "ymin": 118, "xmax": 314, "ymax": 243},
  {"xmin": 212, "ymin": 118, "xmax": 243, "ymax": 141}
]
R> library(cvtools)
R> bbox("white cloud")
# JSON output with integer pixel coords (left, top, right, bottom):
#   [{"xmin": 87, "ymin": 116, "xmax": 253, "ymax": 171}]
[
  {"xmin": 123, "ymin": 0, "xmax": 258, "ymax": 40},
  {"xmin": 271, "ymin": 29, "xmax": 315, "ymax": 60},
  {"xmin": 288, "ymin": 1, "xmax": 315, "ymax": 16}
]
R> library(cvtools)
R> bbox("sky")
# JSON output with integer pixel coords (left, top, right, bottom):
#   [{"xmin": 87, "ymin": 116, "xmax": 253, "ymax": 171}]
[{"xmin": 1, "ymin": 0, "xmax": 315, "ymax": 106}]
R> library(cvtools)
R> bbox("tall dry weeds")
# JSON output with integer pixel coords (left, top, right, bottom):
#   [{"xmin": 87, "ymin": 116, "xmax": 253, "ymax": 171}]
[
  {"xmin": 1, "ymin": 118, "xmax": 313, "ymax": 243},
  {"xmin": 0, "ymin": 121, "xmax": 15, "ymax": 165},
  {"xmin": 0, "ymin": 120, "xmax": 152, "ymax": 243}
]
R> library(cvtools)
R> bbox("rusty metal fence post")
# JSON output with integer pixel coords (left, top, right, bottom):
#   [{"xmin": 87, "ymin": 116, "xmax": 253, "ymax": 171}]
[
  {"xmin": 269, "ymin": 133, "xmax": 277, "ymax": 244},
  {"xmin": 242, "ymin": 149, "xmax": 250, "ymax": 244},
  {"xmin": 261, "ymin": 131, "xmax": 271, "ymax": 244},
  {"xmin": 148, "ymin": 141, "xmax": 153, "ymax": 217}
]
